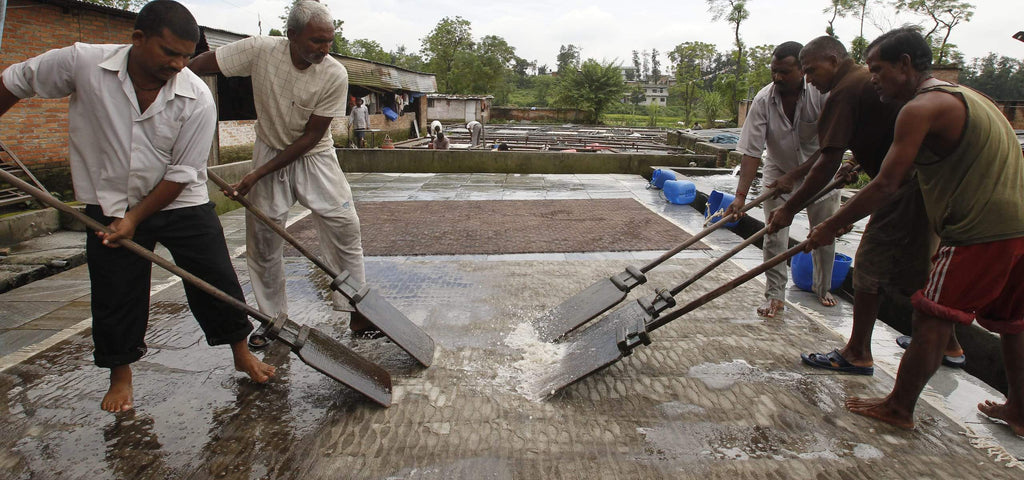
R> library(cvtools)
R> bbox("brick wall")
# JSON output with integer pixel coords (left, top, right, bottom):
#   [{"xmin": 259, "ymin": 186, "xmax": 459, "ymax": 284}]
[{"xmin": 0, "ymin": 1, "xmax": 135, "ymax": 175}]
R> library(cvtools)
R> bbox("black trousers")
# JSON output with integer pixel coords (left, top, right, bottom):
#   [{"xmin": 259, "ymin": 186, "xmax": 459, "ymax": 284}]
[{"xmin": 85, "ymin": 203, "xmax": 252, "ymax": 368}]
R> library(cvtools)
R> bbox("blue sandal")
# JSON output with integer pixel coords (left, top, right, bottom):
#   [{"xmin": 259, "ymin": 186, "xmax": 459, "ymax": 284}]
[
  {"xmin": 895, "ymin": 335, "xmax": 966, "ymax": 368},
  {"xmin": 801, "ymin": 349, "xmax": 874, "ymax": 375}
]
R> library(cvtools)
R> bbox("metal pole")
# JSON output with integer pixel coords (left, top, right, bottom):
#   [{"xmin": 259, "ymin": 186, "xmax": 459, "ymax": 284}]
[{"xmin": 0, "ymin": 0, "xmax": 8, "ymax": 51}]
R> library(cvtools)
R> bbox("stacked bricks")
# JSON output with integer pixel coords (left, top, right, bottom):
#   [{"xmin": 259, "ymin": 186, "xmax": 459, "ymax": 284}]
[{"xmin": 0, "ymin": 1, "xmax": 135, "ymax": 174}]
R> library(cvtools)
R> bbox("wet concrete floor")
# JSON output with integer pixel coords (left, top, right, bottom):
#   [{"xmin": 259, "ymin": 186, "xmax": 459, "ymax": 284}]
[{"xmin": 1, "ymin": 173, "xmax": 1023, "ymax": 479}]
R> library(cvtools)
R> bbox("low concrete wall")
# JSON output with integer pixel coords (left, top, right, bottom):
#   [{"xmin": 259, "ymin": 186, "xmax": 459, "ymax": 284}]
[
  {"xmin": 489, "ymin": 107, "xmax": 589, "ymax": 123},
  {"xmin": 207, "ymin": 161, "xmax": 253, "ymax": 215},
  {"xmin": 335, "ymin": 149, "xmax": 707, "ymax": 176}
]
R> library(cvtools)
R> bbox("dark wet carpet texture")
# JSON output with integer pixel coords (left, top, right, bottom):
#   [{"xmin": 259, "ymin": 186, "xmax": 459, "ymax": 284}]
[{"xmin": 284, "ymin": 199, "xmax": 706, "ymax": 257}]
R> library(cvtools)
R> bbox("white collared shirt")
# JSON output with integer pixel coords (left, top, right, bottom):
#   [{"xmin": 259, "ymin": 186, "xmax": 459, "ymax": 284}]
[
  {"xmin": 737, "ymin": 80, "xmax": 826, "ymax": 187},
  {"xmin": 2, "ymin": 43, "xmax": 216, "ymax": 218}
]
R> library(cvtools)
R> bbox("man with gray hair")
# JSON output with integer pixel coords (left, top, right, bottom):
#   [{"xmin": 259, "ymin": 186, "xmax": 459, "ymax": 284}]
[{"xmin": 190, "ymin": 0, "xmax": 370, "ymax": 345}]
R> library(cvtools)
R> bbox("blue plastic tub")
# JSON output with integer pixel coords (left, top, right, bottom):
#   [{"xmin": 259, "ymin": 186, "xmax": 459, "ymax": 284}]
[
  {"xmin": 663, "ymin": 179, "xmax": 696, "ymax": 205},
  {"xmin": 648, "ymin": 169, "xmax": 676, "ymax": 189},
  {"xmin": 791, "ymin": 252, "xmax": 853, "ymax": 292},
  {"xmin": 704, "ymin": 190, "xmax": 740, "ymax": 228},
  {"xmin": 382, "ymin": 107, "xmax": 398, "ymax": 121}
]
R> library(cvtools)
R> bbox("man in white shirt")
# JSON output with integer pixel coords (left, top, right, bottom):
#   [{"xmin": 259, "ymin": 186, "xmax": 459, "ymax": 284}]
[
  {"xmin": 350, "ymin": 97, "xmax": 369, "ymax": 147},
  {"xmin": 190, "ymin": 0, "xmax": 369, "ymax": 342},
  {"xmin": 0, "ymin": 0, "xmax": 275, "ymax": 413},
  {"xmin": 467, "ymin": 120, "xmax": 484, "ymax": 147},
  {"xmin": 724, "ymin": 41, "xmax": 840, "ymax": 317}
]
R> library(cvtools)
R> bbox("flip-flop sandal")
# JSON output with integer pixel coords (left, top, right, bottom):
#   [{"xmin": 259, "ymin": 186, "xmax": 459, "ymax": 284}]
[
  {"xmin": 895, "ymin": 335, "xmax": 966, "ymax": 368},
  {"xmin": 801, "ymin": 349, "xmax": 874, "ymax": 375}
]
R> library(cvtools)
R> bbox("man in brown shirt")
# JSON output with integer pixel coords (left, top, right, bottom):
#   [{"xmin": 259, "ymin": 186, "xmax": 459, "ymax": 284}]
[{"xmin": 766, "ymin": 35, "xmax": 964, "ymax": 375}]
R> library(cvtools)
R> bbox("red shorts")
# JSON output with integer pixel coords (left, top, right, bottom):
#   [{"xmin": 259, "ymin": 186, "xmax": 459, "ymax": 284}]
[{"xmin": 911, "ymin": 236, "xmax": 1024, "ymax": 334}]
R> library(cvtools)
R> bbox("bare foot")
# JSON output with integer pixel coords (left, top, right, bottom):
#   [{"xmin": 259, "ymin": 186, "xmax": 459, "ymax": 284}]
[
  {"xmin": 757, "ymin": 299, "xmax": 785, "ymax": 318},
  {"xmin": 819, "ymin": 292, "xmax": 837, "ymax": 307},
  {"xmin": 101, "ymin": 365, "xmax": 134, "ymax": 413},
  {"xmin": 978, "ymin": 400, "xmax": 1024, "ymax": 436},
  {"xmin": 231, "ymin": 341, "xmax": 275, "ymax": 383},
  {"xmin": 846, "ymin": 396, "xmax": 915, "ymax": 430}
]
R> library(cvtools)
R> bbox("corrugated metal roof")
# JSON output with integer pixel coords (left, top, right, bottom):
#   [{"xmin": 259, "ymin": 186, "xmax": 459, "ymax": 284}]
[
  {"xmin": 336, "ymin": 56, "xmax": 436, "ymax": 94},
  {"xmin": 197, "ymin": 28, "xmax": 436, "ymax": 94},
  {"xmin": 202, "ymin": 28, "xmax": 246, "ymax": 50}
]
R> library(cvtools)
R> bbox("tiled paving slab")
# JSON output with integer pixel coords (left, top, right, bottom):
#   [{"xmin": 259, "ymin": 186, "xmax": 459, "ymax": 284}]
[{"xmin": 1, "ymin": 258, "xmax": 1021, "ymax": 479}]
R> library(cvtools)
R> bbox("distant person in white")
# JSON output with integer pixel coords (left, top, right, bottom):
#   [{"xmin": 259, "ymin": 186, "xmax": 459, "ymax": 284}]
[
  {"xmin": 467, "ymin": 120, "xmax": 484, "ymax": 147},
  {"xmin": 724, "ymin": 41, "xmax": 839, "ymax": 317},
  {"xmin": 190, "ymin": 0, "xmax": 372, "ymax": 343},
  {"xmin": 350, "ymin": 97, "xmax": 369, "ymax": 147}
]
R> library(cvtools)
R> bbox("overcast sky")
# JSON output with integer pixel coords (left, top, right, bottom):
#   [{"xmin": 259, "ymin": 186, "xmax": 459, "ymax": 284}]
[{"xmin": 182, "ymin": 0, "xmax": 1023, "ymax": 69}]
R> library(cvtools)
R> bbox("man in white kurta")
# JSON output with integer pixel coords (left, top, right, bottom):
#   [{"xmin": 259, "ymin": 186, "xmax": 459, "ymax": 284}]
[
  {"xmin": 725, "ymin": 41, "xmax": 840, "ymax": 317},
  {"xmin": 190, "ymin": 1, "xmax": 367, "ymax": 341},
  {"xmin": 0, "ymin": 0, "xmax": 274, "ymax": 412}
]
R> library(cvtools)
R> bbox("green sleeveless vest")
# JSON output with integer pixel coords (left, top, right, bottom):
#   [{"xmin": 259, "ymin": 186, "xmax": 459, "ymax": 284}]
[{"xmin": 914, "ymin": 84, "xmax": 1024, "ymax": 246}]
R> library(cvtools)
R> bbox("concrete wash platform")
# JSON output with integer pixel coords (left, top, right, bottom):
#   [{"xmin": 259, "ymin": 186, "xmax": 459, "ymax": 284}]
[{"xmin": 0, "ymin": 173, "xmax": 1022, "ymax": 479}]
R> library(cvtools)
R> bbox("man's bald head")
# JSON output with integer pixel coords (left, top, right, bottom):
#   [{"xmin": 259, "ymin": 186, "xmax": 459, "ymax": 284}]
[{"xmin": 800, "ymin": 35, "xmax": 849, "ymax": 64}]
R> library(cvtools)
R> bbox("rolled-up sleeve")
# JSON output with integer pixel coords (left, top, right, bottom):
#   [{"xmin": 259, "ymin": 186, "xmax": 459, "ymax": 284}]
[
  {"xmin": 2, "ymin": 45, "xmax": 77, "ymax": 99},
  {"xmin": 164, "ymin": 94, "xmax": 216, "ymax": 184},
  {"xmin": 736, "ymin": 95, "xmax": 768, "ymax": 158},
  {"xmin": 314, "ymin": 67, "xmax": 348, "ymax": 118}
]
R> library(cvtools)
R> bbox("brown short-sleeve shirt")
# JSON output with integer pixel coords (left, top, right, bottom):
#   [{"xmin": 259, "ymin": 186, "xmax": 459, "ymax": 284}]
[{"xmin": 817, "ymin": 59, "xmax": 900, "ymax": 178}]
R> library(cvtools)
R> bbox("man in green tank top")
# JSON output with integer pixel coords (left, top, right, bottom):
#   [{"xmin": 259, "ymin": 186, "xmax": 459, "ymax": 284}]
[{"xmin": 805, "ymin": 27, "xmax": 1024, "ymax": 436}]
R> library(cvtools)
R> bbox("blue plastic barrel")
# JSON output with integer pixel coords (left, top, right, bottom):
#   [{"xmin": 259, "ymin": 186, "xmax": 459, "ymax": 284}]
[
  {"xmin": 704, "ymin": 190, "xmax": 740, "ymax": 228},
  {"xmin": 791, "ymin": 252, "xmax": 853, "ymax": 292},
  {"xmin": 663, "ymin": 179, "xmax": 697, "ymax": 205},
  {"xmin": 649, "ymin": 169, "xmax": 677, "ymax": 189}
]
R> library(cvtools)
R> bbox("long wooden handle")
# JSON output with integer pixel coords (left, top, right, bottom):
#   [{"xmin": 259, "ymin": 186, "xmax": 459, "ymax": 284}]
[
  {"xmin": 664, "ymin": 171, "xmax": 852, "ymax": 297},
  {"xmin": 639, "ymin": 187, "xmax": 773, "ymax": 274},
  {"xmin": 648, "ymin": 241, "xmax": 809, "ymax": 332},
  {"xmin": 207, "ymin": 171, "xmax": 339, "ymax": 278},
  {"xmin": 0, "ymin": 168, "xmax": 272, "ymax": 325}
]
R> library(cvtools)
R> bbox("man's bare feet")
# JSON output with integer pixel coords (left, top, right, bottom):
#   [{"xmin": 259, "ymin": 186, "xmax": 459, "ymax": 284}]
[
  {"xmin": 757, "ymin": 298, "xmax": 785, "ymax": 318},
  {"xmin": 846, "ymin": 396, "xmax": 915, "ymax": 430},
  {"xmin": 102, "ymin": 365, "xmax": 134, "ymax": 413},
  {"xmin": 819, "ymin": 292, "xmax": 837, "ymax": 307},
  {"xmin": 231, "ymin": 341, "xmax": 276, "ymax": 383},
  {"xmin": 978, "ymin": 400, "xmax": 1024, "ymax": 436}
]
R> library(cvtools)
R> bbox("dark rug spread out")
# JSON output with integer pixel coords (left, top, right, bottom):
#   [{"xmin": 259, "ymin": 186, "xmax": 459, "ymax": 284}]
[{"xmin": 284, "ymin": 198, "xmax": 706, "ymax": 257}]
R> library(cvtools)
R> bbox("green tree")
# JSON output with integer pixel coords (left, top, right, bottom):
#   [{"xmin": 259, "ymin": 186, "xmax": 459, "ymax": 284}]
[
  {"xmin": 668, "ymin": 41, "xmax": 719, "ymax": 123},
  {"xmin": 552, "ymin": 59, "xmax": 626, "ymax": 123},
  {"xmin": 697, "ymin": 90, "xmax": 725, "ymax": 126},
  {"xmin": 744, "ymin": 43, "xmax": 775, "ymax": 95},
  {"xmin": 707, "ymin": 0, "xmax": 751, "ymax": 120},
  {"xmin": 823, "ymin": 0, "xmax": 856, "ymax": 37},
  {"xmin": 268, "ymin": 28, "xmax": 284, "ymax": 37},
  {"xmin": 420, "ymin": 16, "xmax": 475, "ymax": 92},
  {"xmin": 632, "ymin": 50, "xmax": 643, "ymax": 82},
  {"xmin": 893, "ymin": 0, "xmax": 974, "ymax": 65},
  {"xmin": 531, "ymin": 74, "xmax": 557, "ymax": 107},
  {"xmin": 650, "ymin": 48, "xmax": 662, "ymax": 84},
  {"xmin": 387, "ymin": 45, "xmax": 427, "ymax": 71},
  {"xmin": 348, "ymin": 39, "xmax": 391, "ymax": 63},
  {"xmin": 557, "ymin": 44, "xmax": 582, "ymax": 74},
  {"xmin": 960, "ymin": 54, "xmax": 1024, "ymax": 99}
]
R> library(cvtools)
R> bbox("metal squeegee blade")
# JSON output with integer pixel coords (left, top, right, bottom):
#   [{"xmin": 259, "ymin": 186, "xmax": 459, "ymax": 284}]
[
  {"xmin": 533, "ymin": 278, "xmax": 628, "ymax": 343},
  {"xmin": 296, "ymin": 328, "xmax": 393, "ymax": 407},
  {"xmin": 531, "ymin": 301, "xmax": 649, "ymax": 399},
  {"xmin": 354, "ymin": 288, "xmax": 435, "ymax": 367}
]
